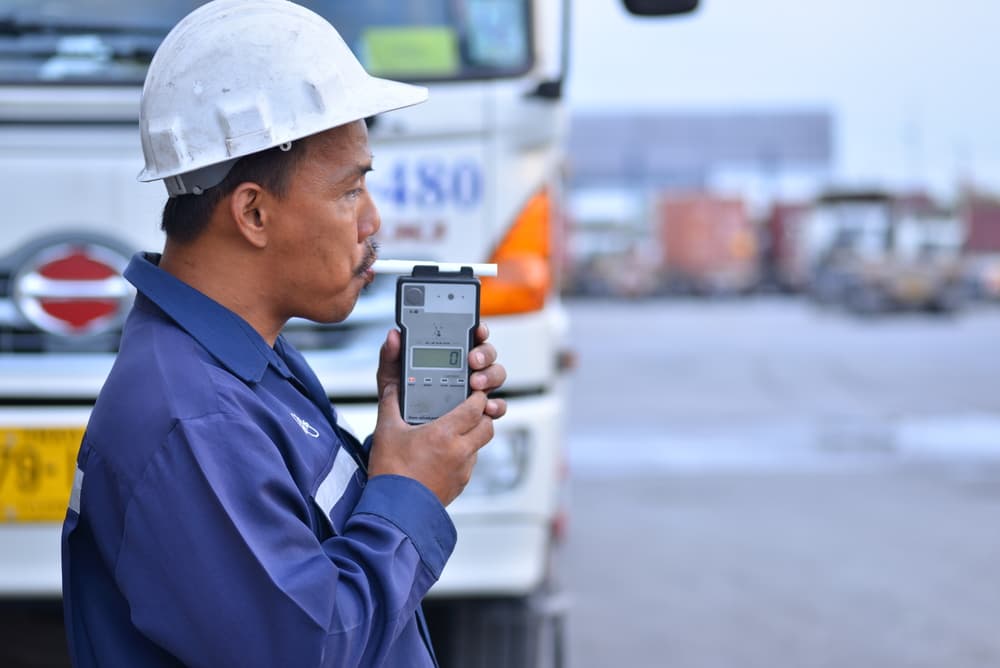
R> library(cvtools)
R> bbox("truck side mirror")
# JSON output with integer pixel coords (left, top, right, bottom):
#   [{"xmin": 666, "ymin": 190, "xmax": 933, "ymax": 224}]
[{"xmin": 622, "ymin": 0, "xmax": 699, "ymax": 16}]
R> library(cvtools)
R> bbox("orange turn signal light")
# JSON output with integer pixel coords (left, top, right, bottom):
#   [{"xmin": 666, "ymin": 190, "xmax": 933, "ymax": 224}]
[{"xmin": 480, "ymin": 189, "xmax": 553, "ymax": 316}]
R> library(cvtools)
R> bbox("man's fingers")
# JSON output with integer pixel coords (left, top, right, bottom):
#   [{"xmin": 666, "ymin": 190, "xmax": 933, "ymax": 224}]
[
  {"xmin": 474, "ymin": 322, "xmax": 490, "ymax": 345},
  {"xmin": 464, "ymin": 414, "xmax": 495, "ymax": 451},
  {"xmin": 485, "ymin": 398, "xmax": 507, "ymax": 419},
  {"xmin": 439, "ymin": 391, "xmax": 488, "ymax": 434},
  {"xmin": 470, "ymin": 363, "xmax": 506, "ymax": 392},
  {"xmin": 468, "ymin": 342, "xmax": 497, "ymax": 370}
]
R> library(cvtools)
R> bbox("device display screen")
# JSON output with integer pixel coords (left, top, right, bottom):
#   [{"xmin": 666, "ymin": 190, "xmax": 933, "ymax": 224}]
[{"xmin": 412, "ymin": 347, "xmax": 463, "ymax": 369}]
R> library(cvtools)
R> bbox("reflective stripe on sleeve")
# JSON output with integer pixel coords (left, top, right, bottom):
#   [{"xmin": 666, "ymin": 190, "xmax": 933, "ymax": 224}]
[
  {"xmin": 69, "ymin": 466, "xmax": 85, "ymax": 513},
  {"xmin": 314, "ymin": 448, "xmax": 359, "ymax": 517}
]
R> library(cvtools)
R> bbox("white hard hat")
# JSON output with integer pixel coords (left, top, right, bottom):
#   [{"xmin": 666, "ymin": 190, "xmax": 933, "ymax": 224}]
[{"xmin": 137, "ymin": 0, "xmax": 427, "ymax": 196}]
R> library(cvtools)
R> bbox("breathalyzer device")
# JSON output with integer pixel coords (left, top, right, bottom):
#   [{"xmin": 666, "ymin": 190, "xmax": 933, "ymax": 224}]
[{"xmin": 393, "ymin": 265, "xmax": 481, "ymax": 424}]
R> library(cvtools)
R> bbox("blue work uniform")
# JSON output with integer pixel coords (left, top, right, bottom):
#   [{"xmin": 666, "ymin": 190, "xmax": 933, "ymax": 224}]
[{"xmin": 62, "ymin": 252, "xmax": 455, "ymax": 667}]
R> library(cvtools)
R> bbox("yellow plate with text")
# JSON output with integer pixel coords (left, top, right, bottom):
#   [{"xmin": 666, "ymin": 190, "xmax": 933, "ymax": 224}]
[{"xmin": 0, "ymin": 428, "xmax": 84, "ymax": 522}]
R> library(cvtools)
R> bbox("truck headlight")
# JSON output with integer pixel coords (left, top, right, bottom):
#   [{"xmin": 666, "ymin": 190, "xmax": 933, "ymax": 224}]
[{"xmin": 465, "ymin": 428, "xmax": 530, "ymax": 495}]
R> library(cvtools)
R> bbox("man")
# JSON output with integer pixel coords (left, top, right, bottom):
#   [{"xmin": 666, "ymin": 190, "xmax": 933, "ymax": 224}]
[{"xmin": 61, "ymin": 1, "xmax": 506, "ymax": 666}]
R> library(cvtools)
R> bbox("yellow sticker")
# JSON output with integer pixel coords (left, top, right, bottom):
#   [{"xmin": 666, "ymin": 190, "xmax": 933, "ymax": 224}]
[
  {"xmin": 1, "ymin": 427, "xmax": 84, "ymax": 523},
  {"xmin": 363, "ymin": 27, "xmax": 460, "ymax": 78}
]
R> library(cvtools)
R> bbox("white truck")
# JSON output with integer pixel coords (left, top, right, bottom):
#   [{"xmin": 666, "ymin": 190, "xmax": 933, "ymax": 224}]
[{"xmin": 0, "ymin": 1, "xmax": 696, "ymax": 666}]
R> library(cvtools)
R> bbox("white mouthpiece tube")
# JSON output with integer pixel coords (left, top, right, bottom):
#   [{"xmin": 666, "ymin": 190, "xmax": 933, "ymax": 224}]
[{"xmin": 370, "ymin": 259, "xmax": 499, "ymax": 277}]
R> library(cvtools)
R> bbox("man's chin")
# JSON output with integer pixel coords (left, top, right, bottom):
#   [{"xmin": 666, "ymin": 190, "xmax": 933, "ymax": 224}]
[
  {"xmin": 305, "ymin": 273, "xmax": 375, "ymax": 324},
  {"xmin": 313, "ymin": 287, "xmax": 363, "ymax": 325}
]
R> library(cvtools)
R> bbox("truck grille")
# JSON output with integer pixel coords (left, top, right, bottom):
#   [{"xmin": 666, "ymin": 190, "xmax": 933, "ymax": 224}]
[
  {"xmin": 0, "ymin": 271, "xmax": 394, "ymax": 354},
  {"xmin": 0, "ymin": 306, "xmax": 366, "ymax": 355}
]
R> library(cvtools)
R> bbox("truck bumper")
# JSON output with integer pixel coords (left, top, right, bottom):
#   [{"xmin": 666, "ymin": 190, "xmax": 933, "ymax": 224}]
[
  {"xmin": 0, "ymin": 525, "xmax": 62, "ymax": 598},
  {"xmin": 429, "ymin": 519, "xmax": 550, "ymax": 598}
]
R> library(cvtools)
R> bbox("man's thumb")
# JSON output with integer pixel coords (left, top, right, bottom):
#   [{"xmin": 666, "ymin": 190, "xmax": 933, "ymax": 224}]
[
  {"xmin": 378, "ymin": 381, "xmax": 402, "ymax": 421},
  {"xmin": 379, "ymin": 328, "xmax": 401, "ymax": 367}
]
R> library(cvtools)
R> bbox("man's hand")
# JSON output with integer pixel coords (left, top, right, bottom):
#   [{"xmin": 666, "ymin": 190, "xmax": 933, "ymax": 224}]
[{"xmin": 370, "ymin": 325, "xmax": 507, "ymax": 506}]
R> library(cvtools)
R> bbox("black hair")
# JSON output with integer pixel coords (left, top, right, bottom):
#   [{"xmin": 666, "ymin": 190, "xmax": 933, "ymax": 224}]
[{"xmin": 160, "ymin": 139, "xmax": 310, "ymax": 243}]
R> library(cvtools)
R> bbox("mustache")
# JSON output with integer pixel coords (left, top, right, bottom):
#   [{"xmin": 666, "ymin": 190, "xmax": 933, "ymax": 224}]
[{"xmin": 354, "ymin": 240, "xmax": 379, "ymax": 277}]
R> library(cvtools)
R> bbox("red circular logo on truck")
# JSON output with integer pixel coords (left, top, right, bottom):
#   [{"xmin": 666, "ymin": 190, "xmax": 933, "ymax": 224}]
[{"xmin": 13, "ymin": 243, "xmax": 134, "ymax": 336}]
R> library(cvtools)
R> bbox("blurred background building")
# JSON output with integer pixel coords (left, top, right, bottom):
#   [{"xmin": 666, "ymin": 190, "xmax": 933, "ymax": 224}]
[
  {"xmin": 559, "ymin": 0, "xmax": 1000, "ymax": 310},
  {"xmin": 568, "ymin": 110, "xmax": 832, "ymax": 192},
  {"xmin": 561, "ymin": 110, "xmax": 1000, "ymax": 310}
]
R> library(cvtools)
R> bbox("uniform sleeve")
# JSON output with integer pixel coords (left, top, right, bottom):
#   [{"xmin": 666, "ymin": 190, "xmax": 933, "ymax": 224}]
[{"xmin": 113, "ymin": 412, "xmax": 455, "ymax": 668}]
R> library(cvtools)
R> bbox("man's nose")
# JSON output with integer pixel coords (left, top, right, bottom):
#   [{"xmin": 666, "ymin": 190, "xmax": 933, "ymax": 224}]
[{"xmin": 359, "ymin": 193, "xmax": 380, "ymax": 240}]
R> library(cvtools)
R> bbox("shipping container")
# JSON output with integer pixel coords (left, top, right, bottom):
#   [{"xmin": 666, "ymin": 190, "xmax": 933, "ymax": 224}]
[
  {"xmin": 764, "ymin": 200, "xmax": 811, "ymax": 291},
  {"xmin": 656, "ymin": 193, "xmax": 759, "ymax": 295}
]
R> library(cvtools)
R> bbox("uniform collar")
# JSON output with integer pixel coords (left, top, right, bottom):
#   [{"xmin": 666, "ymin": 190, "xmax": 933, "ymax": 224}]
[{"xmin": 124, "ymin": 252, "xmax": 293, "ymax": 383}]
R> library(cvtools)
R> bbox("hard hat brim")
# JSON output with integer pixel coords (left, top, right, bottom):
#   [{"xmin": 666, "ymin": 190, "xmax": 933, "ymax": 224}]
[{"xmin": 137, "ymin": 76, "xmax": 428, "ymax": 184}]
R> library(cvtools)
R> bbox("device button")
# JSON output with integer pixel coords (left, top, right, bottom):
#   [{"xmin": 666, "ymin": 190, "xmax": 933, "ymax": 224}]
[
  {"xmin": 455, "ymin": 378, "xmax": 465, "ymax": 386},
  {"xmin": 423, "ymin": 377, "xmax": 433, "ymax": 386},
  {"xmin": 407, "ymin": 376, "xmax": 416, "ymax": 385},
  {"xmin": 440, "ymin": 378, "xmax": 449, "ymax": 386}
]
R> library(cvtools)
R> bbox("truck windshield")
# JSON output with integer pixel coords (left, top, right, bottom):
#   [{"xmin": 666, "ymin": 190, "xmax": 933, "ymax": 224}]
[{"xmin": 0, "ymin": 0, "xmax": 531, "ymax": 84}]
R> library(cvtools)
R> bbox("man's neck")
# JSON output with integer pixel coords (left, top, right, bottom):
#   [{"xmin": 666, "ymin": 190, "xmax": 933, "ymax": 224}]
[{"xmin": 160, "ymin": 239, "xmax": 284, "ymax": 346}]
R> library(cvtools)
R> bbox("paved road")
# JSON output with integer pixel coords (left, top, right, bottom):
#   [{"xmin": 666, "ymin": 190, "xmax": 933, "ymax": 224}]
[
  {"xmin": 561, "ymin": 297, "xmax": 1000, "ymax": 668},
  {"xmin": 5, "ymin": 298, "xmax": 999, "ymax": 668}
]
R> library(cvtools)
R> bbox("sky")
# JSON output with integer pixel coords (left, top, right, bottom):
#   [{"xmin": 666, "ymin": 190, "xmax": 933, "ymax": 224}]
[{"xmin": 566, "ymin": 0, "xmax": 1000, "ymax": 201}]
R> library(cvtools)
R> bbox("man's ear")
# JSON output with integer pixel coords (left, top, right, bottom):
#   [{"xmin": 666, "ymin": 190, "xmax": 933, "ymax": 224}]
[{"xmin": 228, "ymin": 182, "xmax": 269, "ymax": 249}]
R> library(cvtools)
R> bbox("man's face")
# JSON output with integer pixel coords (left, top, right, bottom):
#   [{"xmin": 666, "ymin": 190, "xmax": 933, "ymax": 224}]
[{"xmin": 266, "ymin": 120, "xmax": 380, "ymax": 324}]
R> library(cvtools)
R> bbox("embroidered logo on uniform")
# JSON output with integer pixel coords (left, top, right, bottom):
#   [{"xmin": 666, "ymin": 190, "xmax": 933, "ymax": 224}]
[{"xmin": 290, "ymin": 413, "xmax": 320, "ymax": 438}]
